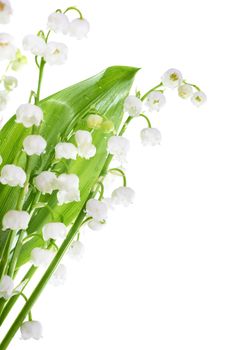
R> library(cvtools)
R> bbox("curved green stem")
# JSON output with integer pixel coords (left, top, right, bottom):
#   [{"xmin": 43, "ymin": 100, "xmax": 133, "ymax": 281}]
[
  {"xmin": 109, "ymin": 168, "xmax": 127, "ymax": 187},
  {"xmin": 140, "ymin": 113, "xmax": 152, "ymax": 128},
  {"xmin": 64, "ymin": 6, "xmax": 83, "ymax": 18},
  {"xmin": 141, "ymin": 82, "xmax": 163, "ymax": 101},
  {"xmin": 183, "ymin": 80, "xmax": 201, "ymax": 91}
]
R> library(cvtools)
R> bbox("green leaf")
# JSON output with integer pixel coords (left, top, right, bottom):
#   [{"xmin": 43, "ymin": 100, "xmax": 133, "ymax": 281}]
[{"xmin": 0, "ymin": 66, "xmax": 139, "ymax": 268}]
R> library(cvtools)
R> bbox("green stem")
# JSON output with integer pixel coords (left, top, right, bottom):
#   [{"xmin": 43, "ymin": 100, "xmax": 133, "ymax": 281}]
[
  {"xmin": 141, "ymin": 82, "xmax": 163, "ymax": 101},
  {"xmin": 64, "ymin": 6, "xmax": 83, "ymax": 18},
  {"xmin": 183, "ymin": 80, "xmax": 201, "ymax": 91},
  {"xmin": 140, "ymin": 113, "xmax": 152, "ymax": 128},
  {"xmin": 109, "ymin": 168, "xmax": 127, "ymax": 187},
  {"xmin": 35, "ymin": 58, "xmax": 46, "ymax": 104}
]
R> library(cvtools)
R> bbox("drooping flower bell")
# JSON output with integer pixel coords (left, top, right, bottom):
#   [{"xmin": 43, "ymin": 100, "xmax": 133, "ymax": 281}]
[
  {"xmin": 16, "ymin": 103, "xmax": 43, "ymax": 128},
  {"xmin": 42, "ymin": 222, "xmax": 67, "ymax": 241},
  {"xmin": 69, "ymin": 18, "xmax": 90, "ymax": 40},
  {"xmin": 68, "ymin": 241, "xmax": 84, "ymax": 261},
  {"xmin": 140, "ymin": 128, "xmax": 161, "ymax": 146},
  {"xmin": 161, "ymin": 68, "xmax": 183, "ymax": 89},
  {"xmin": 75, "ymin": 130, "xmax": 92, "ymax": 145},
  {"xmin": 86, "ymin": 114, "xmax": 103, "ymax": 129},
  {"xmin": 50, "ymin": 264, "xmax": 67, "ymax": 286},
  {"xmin": 145, "ymin": 91, "xmax": 166, "ymax": 112},
  {"xmin": 75, "ymin": 130, "xmax": 96, "ymax": 159},
  {"xmin": 31, "ymin": 248, "xmax": 55, "ymax": 267},
  {"xmin": 3, "ymin": 75, "xmax": 18, "ymax": 91},
  {"xmin": 56, "ymin": 173, "xmax": 80, "ymax": 205},
  {"xmin": 178, "ymin": 84, "xmax": 193, "ymax": 99},
  {"xmin": 2, "ymin": 210, "xmax": 30, "ymax": 230},
  {"xmin": 47, "ymin": 12, "xmax": 70, "ymax": 34},
  {"xmin": 88, "ymin": 219, "xmax": 106, "ymax": 231},
  {"xmin": 111, "ymin": 186, "xmax": 135, "ymax": 207},
  {"xmin": 20, "ymin": 321, "xmax": 43, "ymax": 340},
  {"xmin": 34, "ymin": 171, "xmax": 57, "ymax": 194},
  {"xmin": 0, "ymin": 164, "xmax": 26, "ymax": 187},
  {"xmin": 107, "ymin": 136, "xmax": 130, "ymax": 163},
  {"xmin": 55, "ymin": 142, "xmax": 78, "ymax": 160},
  {"xmin": 86, "ymin": 198, "xmax": 108, "ymax": 222},
  {"xmin": 23, "ymin": 34, "xmax": 46, "ymax": 56},
  {"xmin": 43, "ymin": 42, "xmax": 68, "ymax": 65},
  {"xmin": 124, "ymin": 95, "xmax": 142, "ymax": 117},
  {"xmin": 0, "ymin": 0, "xmax": 12, "ymax": 24},
  {"xmin": 0, "ymin": 275, "xmax": 14, "ymax": 299},
  {"xmin": 23, "ymin": 135, "xmax": 47, "ymax": 156},
  {"xmin": 191, "ymin": 91, "xmax": 207, "ymax": 107},
  {"xmin": 0, "ymin": 33, "xmax": 16, "ymax": 60}
]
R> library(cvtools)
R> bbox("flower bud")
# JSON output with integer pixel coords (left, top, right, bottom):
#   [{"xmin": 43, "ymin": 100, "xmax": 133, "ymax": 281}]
[
  {"xmin": 23, "ymin": 135, "xmax": 47, "ymax": 156},
  {"xmin": 101, "ymin": 120, "xmax": 115, "ymax": 133},
  {"xmin": 20, "ymin": 321, "xmax": 42, "ymax": 340},
  {"xmin": 3, "ymin": 75, "xmax": 17, "ymax": 91},
  {"xmin": 178, "ymin": 84, "xmax": 193, "ymax": 99},
  {"xmin": 0, "ymin": 275, "xmax": 14, "ymax": 299},
  {"xmin": 191, "ymin": 91, "xmax": 207, "ymax": 107},
  {"xmin": 0, "ymin": 164, "xmax": 26, "ymax": 187},
  {"xmin": 86, "ymin": 114, "xmax": 103, "ymax": 129},
  {"xmin": 2, "ymin": 210, "xmax": 30, "ymax": 230}
]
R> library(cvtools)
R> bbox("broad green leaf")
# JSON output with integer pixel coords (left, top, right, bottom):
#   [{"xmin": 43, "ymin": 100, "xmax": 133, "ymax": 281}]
[{"xmin": 0, "ymin": 66, "xmax": 139, "ymax": 268}]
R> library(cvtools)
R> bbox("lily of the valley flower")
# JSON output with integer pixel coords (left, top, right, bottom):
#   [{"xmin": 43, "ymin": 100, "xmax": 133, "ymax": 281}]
[
  {"xmin": 111, "ymin": 186, "xmax": 135, "ymax": 207},
  {"xmin": 140, "ymin": 127, "xmax": 161, "ymax": 146},
  {"xmin": 31, "ymin": 248, "xmax": 55, "ymax": 267},
  {"xmin": 0, "ymin": 0, "xmax": 12, "ymax": 24},
  {"xmin": 57, "ymin": 173, "xmax": 80, "ymax": 205},
  {"xmin": 146, "ymin": 91, "xmax": 166, "ymax": 112},
  {"xmin": 47, "ymin": 12, "xmax": 70, "ymax": 34},
  {"xmin": 43, "ymin": 42, "xmax": 68, "ymax": 65},
  {"xmin": 42, "ymin": 222, "xmax": 67, "ymax": 241},
  {"xmin": 23, "ymin": 34, "xmax": 46, "ymax": 56},
  {"xmin": 55, "ymin": 142, "xmax": 78, "ymax": 160},
  {"xmin": 23, "ymin": 135, "xmax": 47, "ymax": 156},
  {"xmin": 75, "ymin": 130, "xmax": 92, "ymax": 145},
  {"xmin": 191, "ymin": 91, "xmax": 207, "ymax": 107},
  {"xmin": 20, "ymin": 321, "xmax": 43, "ymax": 340},
  {"xmin": 34, "ymin": 171, "xmax": 57, "ymax": 194},
  {"xmin": 3, "ymin": 76, "xmax": 18, "ymax": 91},
  {"xmin": 68, "ymin": 241, "xmax": 84, "ymax": 261},
  {"xmin": 0, "ymin": 164, "xmax": 26, "ymax": 187},
  {"xmin": 69, "ymin": 18, "xmax": 90, "ymax": 40},
  {"xmin": 75, "ymin": 129, "xmax": 96, "ymax": 159},
  {"xmin": 50, "ymin": 264, "xmax": 67, "ymax": 286},
  {"xmin": 0, "ymin": 90, "xmax": 8, "ymax": 111},
  {"xmin": 0, "ymin": 275, "xmax": 14, "ymax": 299},
  {"xmin": 124, "ymin": 95, "xmax": 143, "ymax": 117},
  {"xmin": 16, "ymin": 103, "xmax": 43, "ymax": 128},
  {"xmin": 161, "ymin": 68, "xmax": 183, "ymax": 89},
  {"xmin": 88, "ymin": 219, "xmax": 106, "ymax": 231},
  {"xmin": 86, "ymin": 198, "xmax": 108, "ymax": 222},
  {"xmin": 2, "ymin": 210, "xmax": 30, "ymax": 230},
  {"xmin": 0, "ymin": 33, "xmax": 16, "ymax": 60},
  {"xmin": 86, "ymin": 114, "xmax": 103, "ymax": 129},
  {"xmin": 107, "ymin": 135, "xmax": 130, "ymax": 163},
  {"xmin": 178, "ymin": 84, "xmax": 193, "ymax": 99}
]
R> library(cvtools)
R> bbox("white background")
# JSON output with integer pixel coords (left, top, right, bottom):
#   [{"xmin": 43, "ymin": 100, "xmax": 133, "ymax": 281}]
[{"xmin": 1, "ymin": 0, "xmax": 234, "ymax": 349}]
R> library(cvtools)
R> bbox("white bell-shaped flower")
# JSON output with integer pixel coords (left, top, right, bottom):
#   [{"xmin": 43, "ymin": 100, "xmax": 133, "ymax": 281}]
[
  {"xmin": 16, "ymin": 103, "xmax": 43, "ymax": 128},
  {"xmin": 191, "ymin": 91, "xmax": 207, "ymax": 107},
  {"xmin": 0, "ymin": 0, "xmax": 12, "ymax": 24},
  {"xmin": 55, "ymin": 142, "xmax": 78, "ymax": 160},
  {"xmin": 0, "ymin": 164, "xmax": 26, "ymax": 187},
  {"xmin": 86, "ymin": 114, "xmax": 103, "ymax": 129},
  {"xmin": 23, "ymin": 34, "xmax": 46, "ymax": 56},
  {"xmin": 77, "ymin": 143, "xmax": 96, "ymax": 159},
  {"xmin": 0, "ymin": 33, "xmax": 16, "ymax": 60},
  {"xmin": 68, "ymin": 241, "xmax": 84, "ymax": 261},
  {"xmin": 23, "ymin": 135, "xmax": 47, "ymax": 156},
  {"xmin": 161, "ymin": 68, "xmax": 183, "ymax": 89},
  {"xmin": 0, "ymin": 90, "xmax": 8, "ymax": 111},
  {"xmin": 20, "ymin": 321, "xmax": 43, "ymax": 340},
  {"xmin": 50, "ymin": 264, "xmax": 67, "ymax": 286},
  {"xmin": 0, "ymin": 275, "xmax": 14, "ymax": 299},
  {"xmin": 146, "ymin": 91, "xmax": 166, "ymax": 112},
  {"xmin": 88, "ymin": 219, "xmax": 106, "ymax": 231},
  {"xmin": 34, "ymin": 171, "xmax": 57, "ymax": 194},
  {"xmin": 3, "ymin": 75, "xmax": 17, "ymax": 91},
  {"xmin": 57, "ymin": 190, "xmax": 80, "ymax": 205},
  {"xmin": 111, "ymin": 186, "xmax": 135, "ymax": 207},
  {"xmin": 75, "ymin": 130, "xmax": 92, "ymax": 146},
  {"xmin": 124, "ymin": 95, "xmax": 142, "ymax": 117},
  {"xmin": 42, "ymin": 222, "xmax": 67, "ymax": 241},
  {"xmin": 140, "ymin": 128, "xmax": 161, "ymax": 146},
  {"xmin": 86, "ymin": 198, "xmax": 108, "ymax": 222},
  {"xmin": 178, "ymin": 84, "xmax": 193, "ymax": 99},
  {"xmin": 57, "ymin": 173, "xmax": 80, "ymax": 205},
  {"xmin": 43, "ymin": 42, "xmax": 68, "ymax": 65},
  {"xmin": 31, "ymin": 247, "xmax": 55, "ymax": 267},
  {"xmin": 69, "ymin": 18, "xmax": 90, "ymax": 39},
  {"xmin": 107, "ymin": 136, "xmax": 130, "ymax": 163},
  {"xmin": 2, "ymin": 210, "xmax": 30, "ymax": 230},
  {"xmin": 47, "ymin": 12, "xmax": 70, "ymax": 34}
]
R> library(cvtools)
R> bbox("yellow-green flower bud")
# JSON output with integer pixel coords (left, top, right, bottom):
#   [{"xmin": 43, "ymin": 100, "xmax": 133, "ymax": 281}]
[
  {"xmin": 86, "ymin": 114, "xmax": 103, "ymax": 129},
  {"xmin": 101, "ymin": 120, "xmax": 115, "ymax": 133}
]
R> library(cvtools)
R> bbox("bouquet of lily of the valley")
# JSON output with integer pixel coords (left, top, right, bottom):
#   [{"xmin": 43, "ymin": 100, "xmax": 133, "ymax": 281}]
[{"xmin": 0, "ymin": 1, "xmax": 206, "ymax": 348}]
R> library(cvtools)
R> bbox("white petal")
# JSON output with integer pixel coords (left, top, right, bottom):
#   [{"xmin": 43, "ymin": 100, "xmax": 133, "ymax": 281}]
[{"xmin": 23, "ymin": 135, "xmax": 47, "ymax": 156}]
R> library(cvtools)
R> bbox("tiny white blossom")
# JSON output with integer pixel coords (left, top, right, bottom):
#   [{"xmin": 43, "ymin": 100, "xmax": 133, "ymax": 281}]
[
  {"xmin": 191, "ymin": 91, "xmax": 207, "ymax": 107},
  {"xmin": 31, "ymin": 248, "xmax": 55, "ymax": 267},
  {"xmin": 146, "ymin": 91, "xmax": 166, "ymax": 111},
  {"xmin": 111, "ymin": 186, "xmax": 135, "ymax": 207},
  {"xmin": 68, "ymin": 241, "xmax": 84, "ymax": 261},
  {"xmin": 178, "ymin": 84, "xmax": 193, "ymax": 99},
  {"xmin": 86, "ymin": 198, "xmax": 108, "ymax": 222},
  {"xmin": 0, "ymin": 33, "xmax": 16, "ymax": 60},
  {"xmin": 23, "ymin": 35, "xmax": 46, "ymax": 56},
  {"xmin": 55, "ymin": 142, "xmax": 78, "ymax": 160},
  {"xmin": 75, "ymin": 130, "xmax": 92, "ymax": 146},
  {"xmin": 43, "ymin": 42, "xmax": 68, "ymax": 65},
  {"xmin": 2, "ymin": 210, "xmax": 30, "ymax": 230},
  {"xmin": 0, "ymin": 90, "xmax": 8, "ymax": 111},
  {"xmin": 34, "ymin": 171, "xmax": 57, "ymax": 194},
  {"xmin": 23, "ymin": 135, "xmax": 47, "ymax": 156},
  {"xmin": 86, "ymin": 114, "xmax": 103, "ymax": 129},
  {"xmin": 102, "ymin": 197, "xmax": 115, "ymax": 211},
  {"xmin": 77, "ymin": 143, "xmax": 96, "ymax": 159},
  {"xmin": 0, "ymin": 0, "xmax": 12, "ymax": 24},
  {"xmin": 16, "ymin": 103, "xmax": 43, "ymax": 128},
  {"xmin": 57, "ymin": 173, "xmax": 80, "ymax": 205},
  {"xmin": 88, "ymin": 219, "xmax": 106, "ymax": 231},
  {"xmin": 161, "ymin": 68, "xmax": 183, "ymax": 89},
  {"xmin": 124, "ymin": 95, "xmax": 142, "ymax": 117},
  {"xmin": 107, "ymin": 136, "xmax": 130, "ymax": 163},
  {"xmin": 42, "ymin": 222, "xmax": 67, "ymax": 241},
  {"xmin": 47, "ymin": 12, "xmax": 69, "ymax": 34},
  {"xmin": 140, "ymin": 128, "xmax": 161, "ymax": 146},
  {"xmin": 69, "ymin": 18, "xmax": 90, "ymax": 40},
  {"xmin": 0, "ymin": 275, "xmax": 14, "ymax": 299},
  {"xmin": 50, "ymin": 264, "xmax": 67, "ymax": 286},
  {"xmin": 0, "ymin": 164, "xmax": 26, "ymax": 187},
  {"xmin": 57, "ymin": 190, "xmax": 80, "ymax": 206},
  {"xmin": 20, "ymin": 321, "xmax": 42, "ymax": 340},
  {"xmin": 3, "ymin": 75, "xmax": 17, "ymax": 91}
]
